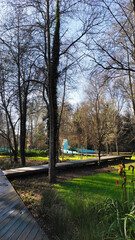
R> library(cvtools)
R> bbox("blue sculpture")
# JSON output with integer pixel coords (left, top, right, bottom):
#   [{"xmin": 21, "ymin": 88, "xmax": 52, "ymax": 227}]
[{"xmin": 61, "ymin": 139, "xmax": 96, "ymax": 154}]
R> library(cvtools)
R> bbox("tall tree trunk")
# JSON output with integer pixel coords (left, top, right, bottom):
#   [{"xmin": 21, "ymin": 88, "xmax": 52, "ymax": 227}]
[
  {"xmin": 17, "ymin": 15, "xmax": 28, "ymax": 166},
  {"xmin": 20, "ymin": 94, "xmax": 27, "ymax": 166},
  {"xmin": 17, "ymin": 15, "xmax": 26, "ymax": 166},
  {"xmin": 47, "ymin": 0, "xmax": 59, "ymax": 182},
  {"xmin": 48, "ymin": 0, "xmax": 60, "ymax": 183},
  {"xmin": 20, "ymin": 118, "xmax": 26, "ymax": 166},
  {"xmin": 133, "ymin": 0, "xmax": 135, "ymax": 61},
  {"xmin": 133, "ymin": 0, "xmax": 135, "ymax": 116}
]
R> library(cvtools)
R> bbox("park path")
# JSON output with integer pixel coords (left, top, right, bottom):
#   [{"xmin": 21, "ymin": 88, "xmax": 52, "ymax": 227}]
[
  {"xmin": 3, "ymin": 155, "xmax": 130, "ymax": 178},
  {"xmin": 0, "ymin": 169, "xmax": 48, "ymax": 240}
]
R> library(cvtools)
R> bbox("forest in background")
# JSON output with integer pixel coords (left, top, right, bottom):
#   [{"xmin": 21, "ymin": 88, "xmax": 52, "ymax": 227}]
[{"xmin": 0, "ymin": 0, "xmax": 135, "ymax": 181}]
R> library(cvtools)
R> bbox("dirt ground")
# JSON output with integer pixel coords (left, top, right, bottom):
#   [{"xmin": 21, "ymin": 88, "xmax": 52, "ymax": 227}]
[
  {"xmin": 56, "ymin": 158, "xmax": 135, "ymax": 182},
  {"xmin": 55, "ymin": 161, "xmax": 120, "ymax": 182}
]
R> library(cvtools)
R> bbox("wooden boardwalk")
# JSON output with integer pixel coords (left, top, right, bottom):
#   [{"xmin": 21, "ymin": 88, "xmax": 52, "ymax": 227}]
[
  {"xmin": 3, "ymin": 155, "xmax": 131, "ymax": 178},
  {"xmin": 0, "ymin": 170, "xmax": 49, "ymax": 240}
]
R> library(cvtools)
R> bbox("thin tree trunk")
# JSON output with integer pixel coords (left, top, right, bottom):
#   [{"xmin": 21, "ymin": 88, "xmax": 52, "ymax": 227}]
[
  {"xmin": 20, "ymin": 122, "xmax": 26, "ymax": 166},
  {"xmin": 106, "ymin": 142, "xmax": 109, "ymax": 154},
  {"xmin": 20, "ymin": 97, "xmax": 27, "ymax": 166},
  {"xmin": 47, "ymin": 0, "xmax": 55, "ymax": 183},
  {"xmin": 116, "ymin": 137, "xmax": 119, "ymax": 155},
  {"xmin": 98, "ymin": 144, "xmax": 101, "ymax": 165},
  {"xmin": 6, "ymin": 111, "xmax": 18, "ymax": 163}
]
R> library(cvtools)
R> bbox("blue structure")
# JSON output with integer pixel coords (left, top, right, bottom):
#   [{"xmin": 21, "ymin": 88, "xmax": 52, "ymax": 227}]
[
  {"xmin": 74, "ymin": 147, "xmax": 96, "ymax": 154},
  {"xmin": 0, "ymin": 147, "xmax": 10, "ymax": 152},
  {"xmin": 62, "ymin": 139, "xmax": 78, "ymax": 154},
  {"xmin": 61, "ymin": 139, "xmax": 96, "ymax": 154}
]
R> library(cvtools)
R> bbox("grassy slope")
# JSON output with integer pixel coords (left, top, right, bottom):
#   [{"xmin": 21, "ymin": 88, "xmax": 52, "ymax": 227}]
[
  {"xmin": 54, "ymin": 164, "xmax": 135, "ymax": 239},
  {"xmin": 56, "ymin": 165, "xmax": 135, "ymax": 205}
]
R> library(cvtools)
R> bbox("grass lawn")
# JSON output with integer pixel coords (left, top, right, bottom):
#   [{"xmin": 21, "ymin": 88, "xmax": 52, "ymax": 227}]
[
  {"xmin": 56, "ymin": 170, "xmax": 134, "ymax": 204},
  {"xmin": 11, "ymin": 161, "xmax": 135, "ymax": 240}
]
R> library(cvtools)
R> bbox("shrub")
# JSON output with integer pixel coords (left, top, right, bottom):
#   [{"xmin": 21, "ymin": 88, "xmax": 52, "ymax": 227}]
[
  {"xmin": 25, "ymin": 149, "xmax": 49, "ymax": 157},
  {"xmin": 99, "ymin": 198, "xmax": 135, "ymax": 239}
]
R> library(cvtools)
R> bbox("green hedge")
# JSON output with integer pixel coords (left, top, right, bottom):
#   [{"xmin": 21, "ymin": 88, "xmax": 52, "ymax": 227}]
[{"xmin": 25, "ymin": 149, "xmax": 49, "ymax": 157}]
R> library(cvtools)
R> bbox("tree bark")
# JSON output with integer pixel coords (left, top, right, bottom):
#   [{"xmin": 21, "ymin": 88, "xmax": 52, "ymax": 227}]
[{"xmin": 48, "ymin": 0, "xmax": 60, "ymax": 183}]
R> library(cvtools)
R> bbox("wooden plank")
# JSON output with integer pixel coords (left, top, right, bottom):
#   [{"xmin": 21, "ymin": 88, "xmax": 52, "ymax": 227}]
[
  {"xmin": 34, "ymin": 230, "xmax": 45, "ymax": 240},
  {"xmin": 1, "ymin": 211, "xmax": 30, "ymax": 239},
  {"xmin": 0, "ymin": 171, "xmax": 49, "ymax": 240},
  {"xmin": 17, "ymin": 212, "xmax": 47, "ymax": 240},
  {"xmin": 0, "ymin": 199, "xmax": 21, "ymax": 224},
  {"xmin": 0, "ymin": 211, "xmax": 30, "ymax": 239},
  {"xmin": 8, "ymin": 213, "xmax": 33, "ymax": 240},
  {"xmin": 3, "ymin": 165, "xmax": 49, "ymax": 178},
  {"xmin": 25, "ymin": 222, "xmax": 41, "ymax": 240},
  {"xmin": 0, "ymin": 192, "xmax": 19, "ymax": 214},
  {"xmin": 17, "ymin": 216, "xmax": 37, "ymax": 240}
]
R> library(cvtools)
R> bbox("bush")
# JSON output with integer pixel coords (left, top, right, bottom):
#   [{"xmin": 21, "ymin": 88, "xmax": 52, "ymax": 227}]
[
  {"xmin": 25, "ymin": 149, "xmax": 49, "ymax": 157},
  {"xmin": 99, "ymin": 198, "xmax": 135, "ymax": 239}
]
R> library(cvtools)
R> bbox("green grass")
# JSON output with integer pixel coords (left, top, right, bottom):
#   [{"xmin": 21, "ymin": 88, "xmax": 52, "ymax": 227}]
[
  {"xmin": 47, "ymin": 164, "xmax": 135, "ymax": 239},
  {"xmin": 25, "ymin": 155, "xmax": 95, "ymax": 163},
  {"xmin": 26, "ymin": 156, "xmax": 49, "ymax": 161},
  {"xmin": 41, "ymin": 175, "xmax": 135, "ymax": 240},
  {"xmin": 56, "ymin": 168, "xmax": 135, "ymax": 204},
  {"xmin": 59, "ymin": 154, "xmax": 96, "ymax": 161},
  {"xmin": 0, "ymin": 155, "xmax": 10, "ymax": 158}
]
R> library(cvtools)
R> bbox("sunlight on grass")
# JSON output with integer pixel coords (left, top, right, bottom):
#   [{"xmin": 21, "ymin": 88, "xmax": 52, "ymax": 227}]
[
  {"xmin": 26, "ymin": 155, "xmax": 95, "ymax": 162},
  {"xmin": 56, "ymin": 168, "xmax": 135, "ymax": 205},
  {"xmin": 26, "ymin": 156, "xmax": 49, "ymax": 161},
  {"xmin": 54, "ymin": 165, "xmax": 135, "ymax": 239},
  {"xmin": 0, "ymin": 155, "xmax": 9, "ymax": 158},
  {"xmin": 59, "ymin": 155, "xmax": 96, "ymax": 161}
]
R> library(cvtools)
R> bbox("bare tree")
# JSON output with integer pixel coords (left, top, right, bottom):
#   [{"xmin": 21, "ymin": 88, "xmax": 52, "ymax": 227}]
[
  {"xmin": 0, "ymin": 1, "xmax": 38, "ymax": 166},
  {"xmin": 86, "ymin": 76, "xmax": 114, "ymax": 164},
  {"xmin": 30, "ymin": 0, "xmax": 102, "ymax": 182},
  {"xmin": 0, "ymin": 60, "xmax": 19, "ymax": 162},
  {"xmin": 86, "ymin": 0, "xmax": 135, "ymax": 116}
]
